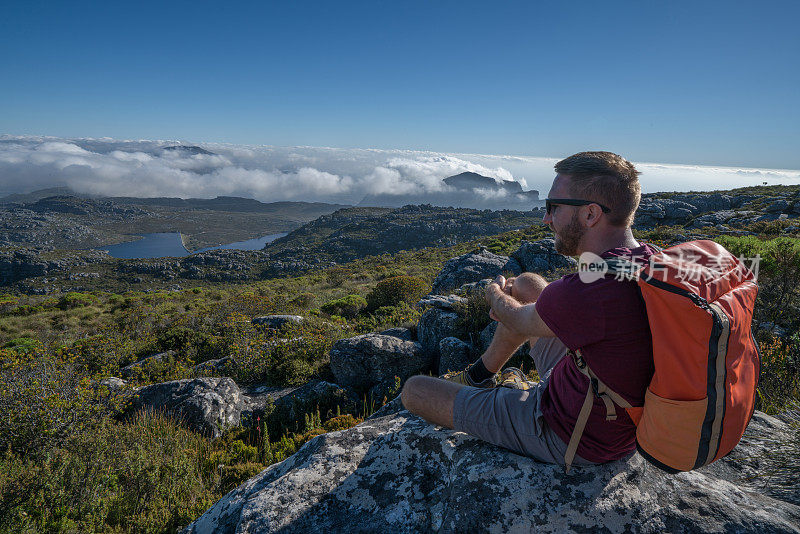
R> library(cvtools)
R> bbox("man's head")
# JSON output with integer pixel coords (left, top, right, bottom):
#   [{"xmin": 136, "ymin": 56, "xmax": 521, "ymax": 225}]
[{"xmin": 543, "ymin": 151, "xmax": 641, "ymax": 255}]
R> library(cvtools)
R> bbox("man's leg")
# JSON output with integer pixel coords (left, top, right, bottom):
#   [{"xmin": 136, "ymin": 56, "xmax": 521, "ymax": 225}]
[
  {"xmin": 465, "ymin": 272, "xmax": 550, "ymax": 377},
  {"xmin": 400, "ymin": 375, "xmax": 464, "ymax": 429},
  {"xmin": 403, "ymin": 273, "xmax": 548, "ymax": 424}
]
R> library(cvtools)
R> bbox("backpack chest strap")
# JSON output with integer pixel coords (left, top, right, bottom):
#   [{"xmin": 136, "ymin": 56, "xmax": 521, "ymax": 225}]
[{"xmin": 564, "ymin": 349, "xmax": 632, "ymax": 472}]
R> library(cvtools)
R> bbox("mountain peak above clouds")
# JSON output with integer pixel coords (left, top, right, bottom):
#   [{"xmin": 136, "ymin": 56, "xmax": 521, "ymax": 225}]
[
  {"xmin": 360, "ymin": 171, "xmax": 540, "ymax": 210},
  {"xmin": 161, "ymin": 145, "xmax": 216, "ymax": 156},
  {"xmin": 443, "ymin": 171, "xmax": 524, "ymax": 194}
]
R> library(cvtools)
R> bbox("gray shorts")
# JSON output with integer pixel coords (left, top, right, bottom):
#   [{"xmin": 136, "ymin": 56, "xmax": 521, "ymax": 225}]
[{"xmin": 452, "ymin": 337, "xmax": 595, "ymax": 465}]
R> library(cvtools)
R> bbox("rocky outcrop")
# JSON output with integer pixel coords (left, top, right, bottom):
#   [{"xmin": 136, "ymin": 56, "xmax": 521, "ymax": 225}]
[
  {"xmin": 378, "ymin": 327, "xmax": 414, "ymax": 341},
  {"xmin": 126, "ymin": 377, "xmax": 246, "ymax": 438},
  {"xmin": 184, "ymin": 410, "xmax": 800, "ymax": 533},
  {"xmin": 478, "ymin": 321, "xmax": 530, "ymax": 360},
  {"xmin": 417, "ymin": 306, "xmax": 462, "ymax": 361},
  {"xmin": 192, "ymin": 356, "xmax": 233, "ymax": 374},
  {"xmin": 125, "ymin": 377, "xmax": 355, "ymax": 438},
  {"xmin": 431, "ymin": 248, "xmax": 521, "ymax": 294},
  {"xmin": 509, "ymin": 238, "xmax": 577, "ymax": 273},
  {"xmin": 438, "ymin": 337, "xmax": 473, "ymax": 374},
  {"xmin": 417, "ymin": 293, "xmax": 467, "ymax": 309},
  {"xmin": 329, "ymin": 334, "xmax": 428, "ymax": 389},
  {"xmin": 261, "ymin": 205, "xmax": 544, "ymax": 277}
]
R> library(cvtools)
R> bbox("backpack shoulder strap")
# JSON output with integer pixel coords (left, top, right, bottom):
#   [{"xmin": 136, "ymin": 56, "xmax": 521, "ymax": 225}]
[{"xmin": 564, "ymin": 349, "xmax": 633, "ymax": 472}]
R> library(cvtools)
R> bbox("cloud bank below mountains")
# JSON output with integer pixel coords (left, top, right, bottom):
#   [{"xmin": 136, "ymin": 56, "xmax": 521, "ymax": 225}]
[{"xmin": 1, "ymin": 135, "xmax": 798, "ymax": 209}]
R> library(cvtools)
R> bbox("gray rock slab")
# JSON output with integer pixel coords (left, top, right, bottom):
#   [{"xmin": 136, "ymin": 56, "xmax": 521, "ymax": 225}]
[
  {"xmin": 510, "ymin": 238, "xmax": 577, "ymax": 273},
  {"xmin": 417, "ymin": 307, "xmax": 462, "ymax": 360},
  {"xmin": 432, "ymin": 248, "xmax": 521, "ymax": 295},
  {"xmin": 438, "ymin": 336, "xmax": 474, "ymax": 375},
  {"xmin": 126, "ymin": 377, "xmax": 244, "ymax": 438},
  {"xmin": 417, "ymin": 293, "xmax": 467, "ymax": 311},
  {"xmin": 330, "ymin": 334, "xmax": 429, "ymax": 389},
  {"xmin": 378, "ymin": 327, "xmax": 414, "ymax": 341},
  {"xmin": 184, "ymin": 411, "xmax": 800, "ymax": 533}
]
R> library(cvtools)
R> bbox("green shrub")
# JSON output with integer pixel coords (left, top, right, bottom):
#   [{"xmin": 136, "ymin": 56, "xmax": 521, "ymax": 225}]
[
  {"xmin": 326, "ymin": 266, "xmax": 349, "ymax": 286},
  {"xmin": 57, "ymin": 292, "xmax": 98, "ymax": 310},
  {"xmin": 0, "ymin": 294, "xmax": 18, "ymax": 313},
  {"xmin": 155, "ymin": 326, "xmax": 219, "ymax": 361},
  {"xmin": 366, "ymin": 275, "xmax": 427, "ymax": 310},
  {"xmin": 756, "ymin": 335, "xmax": 800, "ymax": 413},
  {"xmin": 453, "ymin": 290, "xmax": 492, "ymax": 341},
  {"xmin": 715, "ymin": 236, "xmax": 800, "ymax": 330},
  {"xmin": 2, "ymin": 337, "xmax": 40, "ymax": 353},
  {"xmin": 290, "ymin": 292, "xmax": 316, "ymax": 309},
  {"xmin": 320, "ymin": 295, "xmax": 367, "ymax": 318}
]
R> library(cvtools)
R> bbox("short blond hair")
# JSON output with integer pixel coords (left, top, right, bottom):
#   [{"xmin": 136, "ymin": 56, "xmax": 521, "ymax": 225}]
[{"xmin": 554, "ymin": 151, "xmax": 641, "ymax": 227}]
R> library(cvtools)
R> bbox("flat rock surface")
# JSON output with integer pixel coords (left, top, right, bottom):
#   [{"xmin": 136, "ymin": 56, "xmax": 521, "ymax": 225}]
[
  {"xmin": 184, "ymin": 411, "xmax": 800, "ymax": 533},
  {"xmin": 330, "ymin": 334, "xmax": 428, "ymax": 389}
]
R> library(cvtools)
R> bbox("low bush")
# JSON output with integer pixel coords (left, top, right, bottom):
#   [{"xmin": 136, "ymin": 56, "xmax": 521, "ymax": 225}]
[
  {"xmin": 453, "ymin": 289, "xmax": 492, "ymax": 343},
  {"xmin": 366, "ymin": 275, "xmax": 427, "ymax": 311},
  {"xmin": 320, "ymin": 295, "xmax": 367, "ymax": 318},
  {"xmin": 57, "ymin": 291, "xmax": 98, "ymax": 310},
  {"xmin": 0, "ymin": 348, "xmax": 106, "ymax": 456},
  {"xmin": 756, "ymin": 334, "xmax": 800, "ymax": 413}
]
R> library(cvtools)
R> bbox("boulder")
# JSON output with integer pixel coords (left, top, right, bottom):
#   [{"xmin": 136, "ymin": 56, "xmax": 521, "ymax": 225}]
[
  {"xmin": 378, "ymin": 327, "xmax": 414, "ymax": 341},
  {"xmin": 670, "ymin": 192, "xmax": 735, "ymax": 212},
  {"xmin": 438, "ymin": 337, "xmax": 474, "ymax": 374},
  {"xmin": 417, "ymin": 307, "xmax": 462, "ymax": 360},
  {"xmin": 252, "ymin": 315, "xmax": 304, "ymax": 329},
  {"xmin": 329, "ymin": 334, "xmax": 429, "ymax": 389},
  {"xmin": 192, "ymin": 356, "xmax": 233, "ymax": 374},
  {"xmin": 509, "ymin": 238, "xmax": 577, "ymax": 273},
  {"xmin": 478, "ymin": 321, "xmax": 530, "ymax": 360},
  {"xmin": 768, "ymin": 199, "xmax": 791, "ymax": 213},
  {"xmin": 431, "ymin": 248, "xmax": 521, "ymax": 295},
  {"xmin": 126, "ymin": 377, "xmax": 245, "ymax": 438},
  {"xmin": 184, "ymin": 411, "xmax": 800, "ymax": 533},
  {"xmin": 96, "ymin": 376, "xmax": 127, "ymax": 391},
  {"xmin": 416, "ymin": 293, "xmax": 467, "ymax": 310}
]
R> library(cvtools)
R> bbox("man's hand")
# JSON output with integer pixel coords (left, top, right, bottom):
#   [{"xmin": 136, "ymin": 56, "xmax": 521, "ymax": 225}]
[
  {"xmin": 486, "ymin": 275, "xmax": 508, "ymax": 321},
  {"xmin": 485, "ymin": 274, "xmax": 556, "ymax": 339}
]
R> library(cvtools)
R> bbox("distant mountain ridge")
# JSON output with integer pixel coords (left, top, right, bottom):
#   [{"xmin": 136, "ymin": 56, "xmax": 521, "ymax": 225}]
[
  {"xmin": 161, "ymin": 145, "xmax": 215, "ymax": 156},
  {"xmin": 444, "ymin": 171, "xmax": 525, "ymax": 194},
  {"xmin": 0, "ymin": 189, "xmax": 349, "ymax": 214},
  {"xmin": 360, "ymin": 171, "xmax": 540, "ymax": 210}
]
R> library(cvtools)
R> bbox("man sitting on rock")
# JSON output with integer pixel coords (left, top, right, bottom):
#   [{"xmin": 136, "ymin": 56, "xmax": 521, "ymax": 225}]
[{"xmin": 401, "ymin": 151, "xmax": 655, "ymax": 467}]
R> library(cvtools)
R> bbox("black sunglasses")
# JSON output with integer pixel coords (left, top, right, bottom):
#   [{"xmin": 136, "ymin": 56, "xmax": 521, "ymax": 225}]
[{"xmin": 545, "ymin": 198, "xmax": 611, "ymax": 214}]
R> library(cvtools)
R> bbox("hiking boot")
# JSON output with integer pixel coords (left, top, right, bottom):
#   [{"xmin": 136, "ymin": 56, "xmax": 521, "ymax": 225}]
[
  {"xmin": 441, "ymin": 368, "xmax": 497, "ymax": 388},
  {"xmin": 498, "ymin": 367, "xmax": 534, "ymax": 390}
]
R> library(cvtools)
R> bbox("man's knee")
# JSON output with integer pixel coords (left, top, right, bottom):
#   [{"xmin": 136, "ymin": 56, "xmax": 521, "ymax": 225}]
[
  {"xmin": 401, "ymin": 375, "xmax": 425, "ymax": 413},
  {"xmin": 511, "ymin": 272, "xmax": 548, "ymax": 303}
]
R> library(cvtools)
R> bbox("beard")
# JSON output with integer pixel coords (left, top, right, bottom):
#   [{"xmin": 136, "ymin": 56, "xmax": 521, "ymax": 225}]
[{"xmin": 553, "ymin": 212, "xmax": 585, "ymax": 256}]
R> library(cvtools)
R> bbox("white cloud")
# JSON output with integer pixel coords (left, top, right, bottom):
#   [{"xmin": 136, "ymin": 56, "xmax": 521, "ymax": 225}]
[{"xmin": 0, "ymin": 135, "xmax": 798, "ymax": 208}]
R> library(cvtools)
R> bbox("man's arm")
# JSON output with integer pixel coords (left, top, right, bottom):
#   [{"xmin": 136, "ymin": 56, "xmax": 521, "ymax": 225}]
[{"xmin": 486, "ymin": 277, "xmax": 556, "ymax": 338}]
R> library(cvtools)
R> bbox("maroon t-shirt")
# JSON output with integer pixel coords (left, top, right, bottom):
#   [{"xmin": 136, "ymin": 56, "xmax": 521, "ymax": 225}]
[{"xmin": 536, "ymin": 244, "xmax": 656, "ymax": 463}]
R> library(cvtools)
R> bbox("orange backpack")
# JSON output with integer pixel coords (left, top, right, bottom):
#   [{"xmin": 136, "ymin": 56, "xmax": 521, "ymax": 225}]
[{"xmin": 564, "ymin": 240, "xmax": 761, "ymax": 473}]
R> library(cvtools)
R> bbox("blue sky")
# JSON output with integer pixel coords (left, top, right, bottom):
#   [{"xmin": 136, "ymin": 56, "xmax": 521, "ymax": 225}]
[{"xmin": 1, "ymin": 0, "xmax": 798, "ymax": 169}]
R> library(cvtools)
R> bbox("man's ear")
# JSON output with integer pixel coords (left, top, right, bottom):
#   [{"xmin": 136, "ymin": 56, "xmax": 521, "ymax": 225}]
[{"xmin": 583, "ymin": 204, "xmax": 603, "ymax": 228}]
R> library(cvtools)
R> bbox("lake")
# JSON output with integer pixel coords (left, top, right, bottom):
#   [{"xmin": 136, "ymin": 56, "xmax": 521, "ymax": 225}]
[{"xmin": 99, "ymin": 232, "xmax": 287, "ymax": 259}]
